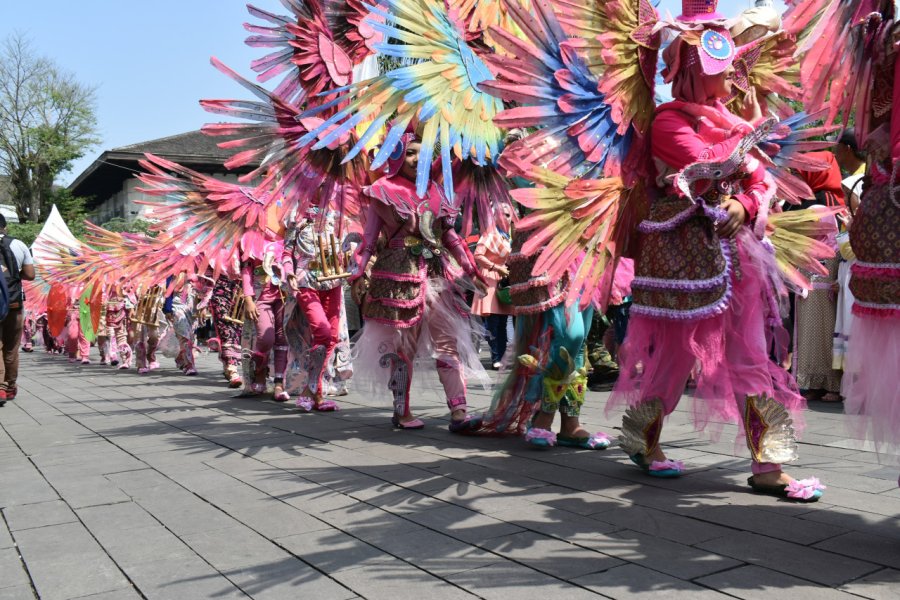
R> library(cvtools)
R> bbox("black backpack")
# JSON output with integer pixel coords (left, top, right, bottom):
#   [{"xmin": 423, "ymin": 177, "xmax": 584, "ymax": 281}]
[{"xmin": 0, "ymin": 235, "xmax": 24, "ymax": 307}]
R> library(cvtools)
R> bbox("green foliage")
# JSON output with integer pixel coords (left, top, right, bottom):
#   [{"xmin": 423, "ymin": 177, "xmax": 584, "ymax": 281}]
[
  {"xmin": 99, "ymin": 217, "xmax": 157, "ymax": 237},
  {"xmin": 6, "ymin": 221, "xmax": 41, "ymax": 246},
  {"xmin": 0, "ymin": 33, "xmax": 100, "ymax": 223}
]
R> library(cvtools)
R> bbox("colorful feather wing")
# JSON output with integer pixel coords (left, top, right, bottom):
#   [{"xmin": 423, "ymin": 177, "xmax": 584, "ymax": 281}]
[
  {"xmin": 790, "ymin": 0, "xmax": 891, "ymax": 140},
  {"xmin": 767, "ymin": 205, "xmax": 841, "ymax": 292},
  {"xmin": 244, "ymin": 0, "xmax": 379, "ymax": 107},
  {"xmin": 299, "ymin": 0, "xmax": 504, "ymax": 200},
  {"xmin": 728, "ymin": 31, "xmax": 802, "ymax": 118},
  {"xmin": 481, "ymin": 0, "xmax": 633, "ymax": 181},
  {"xmin": 554, "ymin": 0, "xmax": 661, "ymax": 136},
  {"xmin": 134, "ymin": 153, "xmax": 274, "ymax": 272},
  {"xmin": 201, "ymin": 58, "xmax": 370, "ymax": 219},
  {"xmin": 512, "ymin": 169, "xmax": 644, "ymax": 309}
]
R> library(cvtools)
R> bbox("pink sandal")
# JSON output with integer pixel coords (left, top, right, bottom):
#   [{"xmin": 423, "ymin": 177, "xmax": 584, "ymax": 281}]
[
  {"xmin": 295, "ymin": 396, "xmax": 314, "ymax": 412},
  {"xmin": 391, "ymin": 415, "xmax": 425, "ymax": 429},
  {"xmin": 314, "ymin": 399, "xmax": 340, "ymax": 412},
  {"xmin": 273, "ymin": 389, "xmax": 290, "ymax": 402}
]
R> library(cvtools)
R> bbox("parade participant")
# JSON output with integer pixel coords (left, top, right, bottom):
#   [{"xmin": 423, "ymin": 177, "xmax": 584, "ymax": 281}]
[
  {"xmin": 133, "ymin": 284, "xmax": 164, "ymax": 375},
  {"xmin": 163, "ymin": 278, "xmax": 199, "ymax": 376},
  {"xmin": 350, "ymin": 130, "xmax": 488, "ymax": 431},
  {"xmin": 241, "ymin": 239, "xmax": 289, "ymax": 401},
  {"xmin": 21, "ymin": 311, "xmax": 34, "ymax": 353},
  {"xmin": 605, "ymin": 0, "xmax": 823, "ymax": 501},
  {"xmin": 105, "ymin": 280, "xmax": 132, "ymax": 369},
  {"xmin": 482, "ymin": 229, "xmax": 611, "ymax": 450},
  {"xmin": 826, "ymin": 3, "xmax": 900, "ymax": 481},
  {"xmin": 470, "ymin": 216, "xmax": 514, "ymax": 370},
  {"xmin": 96, "ymin": 288, "xmax": 112, "ymax": 365},
  {"xmin": 282, "ymin": 207, "xmax": 344, "ymax": 411},
  {"xmin": 65, "ymin": 289, "xmax": 90, "ymax": 364},
  {"xmin": 208, "ymin": 271, "xmax": 244, "ymax": 388}
]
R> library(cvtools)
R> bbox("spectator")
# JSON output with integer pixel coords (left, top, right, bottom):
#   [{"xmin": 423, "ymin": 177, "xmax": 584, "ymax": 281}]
[{"xmin": 0, "ymin": 214, "xmax": 36, "ymax": 403}]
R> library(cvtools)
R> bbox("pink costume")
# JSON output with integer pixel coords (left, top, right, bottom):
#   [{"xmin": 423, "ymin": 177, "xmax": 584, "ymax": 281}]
[
  {"xmin": 134, "ymin": 287, "xmax": 163, "ymax": 374},
  {"xmin": 282, "ymin": 209, "xmax": 343, "ymax": 409},
  {"xmin": 105, "ymin": 290, "xmax": 132, "ymax": 369},
  {"xmin": 353, "ymin": 167, "xmax": 488, "ymax": 430},
  {"xmin": 609, "ymin": 33, "xmax": 806, "ymax": 480},
  {"xmin": 843, "ymin": 33, "xmax": 900, "ymax": 463},
  {"xmin": 65, "ymin": 293, "xmax": 90, "ymax": 363},
  {"xmin": 241, "ymin": 256, "xmax": 287, "ymax": 393}
]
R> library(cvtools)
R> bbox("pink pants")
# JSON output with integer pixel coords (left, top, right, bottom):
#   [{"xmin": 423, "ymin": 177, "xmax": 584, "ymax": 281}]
[
  {"xmin": 66, "ymin": 317, "xmax": 90, "ymax": 360},
  {"xmin": 295, "ymin": 287, "xmax": 341, "ymax": 392},
  {"xmin": 254, "ymin": 284, "xmax": 287, "ymax": 379}
]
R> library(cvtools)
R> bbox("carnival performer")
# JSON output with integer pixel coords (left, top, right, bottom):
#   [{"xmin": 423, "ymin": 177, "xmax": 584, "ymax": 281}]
[
  {"xmin": 470, "ymin": 217, "xmax": 514, "ymax": 370},
  {"xmin": 482, "ymin": 229, "xmax": 612, "ymax": 449},
  {"xmin": 820, "ymin": 2, "xmax": 900, "ymax": 482},
  {"xmin": 350, "ymin": 130, "xmax": 488, "ymax": 432},
  {"xmin": 162, "ymin": 278, "xmax": 199, "ymax": 376},
  {"xmin": 105, "ymin": 280, "xmax": 132, "ymax": 369},
  {"xmin": 65, "ymin": 290, "xmax": 90, "ymax": 364},
  {"xmin": 21, "ymin": 310, "xmax": 34, "ymax": 353},
  {"xmin": 282, "ymin": 207, "xmax": 344, "ymax": 411},
  {"xmin": 208, "ymin": 271, "xmax": 244, "ymax": 388},
  {"xmin": 134, "ymin": 284, "xmax": 164, "ymax": 375},
  {"xmin": 95, "ymin": 289, "xmax": 111, "ymax": 365},
  {"xmin": 606, "ymin": 0, "xmax": 824, "ymax": 501},
  {"xmin": 241, "ymin": 241, "xmax": 289, "ymax": 401}
]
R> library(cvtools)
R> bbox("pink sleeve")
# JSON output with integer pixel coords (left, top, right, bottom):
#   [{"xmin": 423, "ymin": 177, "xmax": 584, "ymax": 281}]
[
  {"xmin": 240, "ymin": 261, "xmax": 255, "ymax": 297},
  {"xmin": 652, "ymin": 110, "xmax": 761, "ymax": 222},
  {"xmin": 474, "ymin": 242, "xmax": 493, "ymax": 271},
  {"xmin": 355, "ymin": 203, "xmax": 383, "ymax": 267},
  {"xmin": 443, "ymin": 226, "xmax": 476, "ymax": 275}
]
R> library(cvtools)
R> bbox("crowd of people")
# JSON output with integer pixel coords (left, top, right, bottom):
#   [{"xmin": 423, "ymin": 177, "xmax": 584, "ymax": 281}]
[{"xmin": 2, "ymin": 0, "xmax": 897, "ymax": 506}]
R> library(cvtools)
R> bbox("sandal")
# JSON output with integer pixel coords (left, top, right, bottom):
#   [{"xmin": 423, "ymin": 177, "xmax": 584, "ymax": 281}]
[
  {"xmin": 296, "ymin": 396, "xmax": 314, "ymax": 412},
  {"xmin": 448, "ymin": 414, "xmax": 482, "ymax": 434},
  {"xmin": 273, "ymin": 389, "xmax": 290, "ymax": 403},
  {"xmin": 629, "ymin": 454, "xmax": 684, "ymax": 478},
  {"xmin": 748, "ymin": 476, "xmax": 825, "ymax": 502},
  {"xmin": 558, "ymin": 432, "xmax": 611, "ymax": 450},
  {"xmin": 314, "ymin": 400, "xmax": 340, "ymax": 412},
  {"xmin": 391, "ymin": 415, "xmax": 425, "ymax": 429},
  {"xmin": 249, "ymin": 382, "xmax": 267, "ymax": 394},
  {"xmin": 525, "ymin": 427, "xmax": 557, "ymax": 448}
]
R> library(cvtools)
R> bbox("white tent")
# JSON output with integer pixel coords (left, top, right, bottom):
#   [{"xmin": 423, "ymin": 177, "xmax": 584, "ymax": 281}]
[{"xmin": 31, "ymin": 204, "xmax": 81, "ymax": 266}]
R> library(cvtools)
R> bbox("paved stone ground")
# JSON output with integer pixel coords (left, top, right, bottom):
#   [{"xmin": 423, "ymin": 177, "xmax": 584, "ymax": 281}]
[{"xmin": 0, "ymin": 350, "xmax": 898, "ymax": 600}]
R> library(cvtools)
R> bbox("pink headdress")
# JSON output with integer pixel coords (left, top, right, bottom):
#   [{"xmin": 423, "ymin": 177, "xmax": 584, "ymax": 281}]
[
  {"xmin": 664, "ymin": 0, "xmax": 736, "ymax": 82},
  {"xmin": 383, "ymin": 125, "xmax": 417, "ymax": 178}
]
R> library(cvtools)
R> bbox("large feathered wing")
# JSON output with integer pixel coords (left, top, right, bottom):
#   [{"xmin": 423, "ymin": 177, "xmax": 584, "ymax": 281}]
[
  {"xmin": 244, "ymin": 0, "xmax": 380, "ymax": 106},
  {"xmin": 767, "ymin": 206, "xmax": 842, "ymax": 292},
  {"xmin": 201, "ymin": 57, "xmax": 370, "ymax": 219},
  {"xmin": 554, "ymin": 0, "xmax": 661, "ymax": 138},
  {"xmin": 135, "ymin": 153, "xmax": 275, "ymax": 272},
  {"xmin": 300, "ymin": 0, "xmax": 504, "ymax": 200},
  {"xmin": 512, "ymin": 168, "xmax": 644, "ymax": 309},
  {"xmin": 482, "ymin": 0, "xmax": 635, "ymax": 180}
]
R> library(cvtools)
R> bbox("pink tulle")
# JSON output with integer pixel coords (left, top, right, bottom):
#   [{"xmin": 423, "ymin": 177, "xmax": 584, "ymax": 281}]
[
  {"xmin": 843, "ymin": 314, "xmax": 900, "ymax": 464},
  {"xmin": 609, "ymin": 230, "xmax": 805, "ymax": 443},
  {"xmin": 786, "ymin": 477, "xmax": 826, "ymax": 500},
  {"xmin": 351, "ymin": 278, "xmax": 490, "ymax": 402}
]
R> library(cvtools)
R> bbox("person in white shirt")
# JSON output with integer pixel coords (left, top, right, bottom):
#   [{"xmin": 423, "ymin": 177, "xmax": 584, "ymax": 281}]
[{"xmin": 0, "ymin": 214, "xmax": 36, "ymax": 403}]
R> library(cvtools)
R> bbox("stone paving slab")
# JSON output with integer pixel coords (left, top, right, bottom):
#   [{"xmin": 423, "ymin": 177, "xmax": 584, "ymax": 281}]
[{"xmin": 0, "ymin": 350, "xmax": 898, "ymax": 599}]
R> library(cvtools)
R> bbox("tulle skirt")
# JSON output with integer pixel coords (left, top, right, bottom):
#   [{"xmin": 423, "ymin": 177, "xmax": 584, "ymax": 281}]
[
  {"xmin": 843, "ymin": 314, "xmax": 900, "ymax": 463},
  {"xmin": 609, "ymin": 230, "xmax": 804, "ymax": 442},
  {"xmin": 352, "ymin": 278, "xmax": 490, "ymax": 402}
]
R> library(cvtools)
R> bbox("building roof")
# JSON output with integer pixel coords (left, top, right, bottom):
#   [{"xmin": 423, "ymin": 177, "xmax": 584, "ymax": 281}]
[{"xmin": 69, "ymin": 130, "xmax": 260, "ymax": 205}]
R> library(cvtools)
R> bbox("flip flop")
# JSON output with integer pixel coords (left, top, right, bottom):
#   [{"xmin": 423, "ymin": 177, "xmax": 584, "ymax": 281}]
[
  {"xmin": 629, "ymin": 454, "xmax": 684, "ymax": 478},
  {"xmin": 557, "ymin": 432, "xmax": 611, "ymax": 450},
  {"xmin": 314, "ymin": 400, "xmax": 340, "ymax": 412},
  {"xmin": 391, "ymin": 416, "xmax": 425, "ymax": 430},
  {"xmin": 748, "ymin": 476, "xmax": 825, "ymax": 502},
  {"xmin": 295, "ymin": 397, "xmax": 314, "ymax": 412}
]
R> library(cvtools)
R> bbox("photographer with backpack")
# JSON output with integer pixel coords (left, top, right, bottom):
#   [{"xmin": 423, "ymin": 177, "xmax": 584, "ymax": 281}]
[{"xmin": 0, "ymin": 214, "xmax": 36, "ymax": 404}]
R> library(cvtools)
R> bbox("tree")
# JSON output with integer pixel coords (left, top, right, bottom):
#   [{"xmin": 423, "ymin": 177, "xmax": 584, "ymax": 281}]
[{"xmin": 0, "ymin": 32, "xmax": 99, "ymax": 223}]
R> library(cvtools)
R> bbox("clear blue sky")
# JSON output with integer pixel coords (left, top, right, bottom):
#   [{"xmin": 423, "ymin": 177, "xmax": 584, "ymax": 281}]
[{"xmin": 1, "ymin": 0, "xmax": 786, "ymax": 185}]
